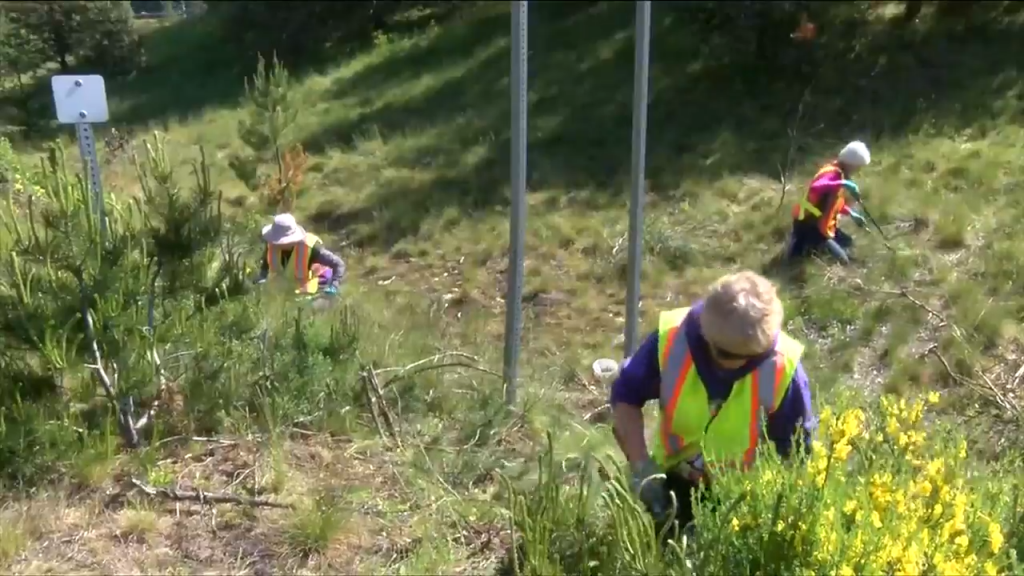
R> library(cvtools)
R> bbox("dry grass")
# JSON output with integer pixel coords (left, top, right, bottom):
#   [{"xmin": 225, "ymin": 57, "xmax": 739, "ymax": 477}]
[{"xmin": 0, "ymin": 436, "xmax": 440, "ymax": 574}]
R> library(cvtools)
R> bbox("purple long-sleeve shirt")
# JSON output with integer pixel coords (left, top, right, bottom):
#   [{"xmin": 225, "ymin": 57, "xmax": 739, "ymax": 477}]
[{"xmin": 610, "ymin": 301, "xmax": 816, "ymax": 459}]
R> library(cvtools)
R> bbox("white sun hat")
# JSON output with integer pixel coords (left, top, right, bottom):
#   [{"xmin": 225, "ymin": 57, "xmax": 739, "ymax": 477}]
[
  {"xmin": 838, "ymin": 141, "xmax": 871, "ymax": 168},
  {"xmin": 261, "ymin": 213, "xmax": 307, "ymax": 245}
]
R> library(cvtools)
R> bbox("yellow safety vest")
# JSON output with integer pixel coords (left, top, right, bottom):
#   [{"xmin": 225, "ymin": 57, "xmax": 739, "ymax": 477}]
[
  {"xmin": 792, "ymin": 162, "xmax": 849, "ymax": 238},
  {"xmin": 651, "ymin": 307, "xmax": 804, "ymax": 474},
  {"xmin": 793, "ymin": 162, "xmax": 845, "ymax": 220},
  {"xmin": 266, "ymin": 232, "xmax": 323, "ymax": 294}
]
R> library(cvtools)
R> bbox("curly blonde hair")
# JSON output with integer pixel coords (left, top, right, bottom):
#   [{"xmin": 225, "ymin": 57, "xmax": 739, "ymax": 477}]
[{"xmin": 700, "ymin": 270, "xmax": 784, "ymax": 356}]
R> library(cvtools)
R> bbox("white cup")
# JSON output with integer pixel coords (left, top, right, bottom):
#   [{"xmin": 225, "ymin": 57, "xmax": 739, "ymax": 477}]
[{"xmin": 592, "ymin": 358, "xmax": 620, "ymax": 384}]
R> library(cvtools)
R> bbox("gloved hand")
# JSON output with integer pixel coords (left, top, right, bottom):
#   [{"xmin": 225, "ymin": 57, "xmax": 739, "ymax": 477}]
[
  {"xmin": 323, "ymin": 283, "xmax": 339, "ymax": 295},
  {"xmin": 631, "ymin": 458, "xmax": 669, "ymax": 520},
  {"xmin": 849, "ymin": 211, "xmax": 868, "ymax": 229},
  {"xmin": 839, "ymin": 180, "xmax": 861, "ymax": 201}
]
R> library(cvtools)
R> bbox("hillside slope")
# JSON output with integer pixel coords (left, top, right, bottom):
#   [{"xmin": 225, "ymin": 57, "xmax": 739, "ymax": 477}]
[
  {"xmin": 4, "ymin": 2, "xmax": 1024, "ymax": 573},
  {"xmin": 107, "ymin": 0, "xmax": 1024, "ymax": 411}
]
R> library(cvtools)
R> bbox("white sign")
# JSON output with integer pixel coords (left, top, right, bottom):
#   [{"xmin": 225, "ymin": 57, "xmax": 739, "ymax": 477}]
[{"xmin": 51, "ymin": 75, "xmax": 109, "ymax": 124}]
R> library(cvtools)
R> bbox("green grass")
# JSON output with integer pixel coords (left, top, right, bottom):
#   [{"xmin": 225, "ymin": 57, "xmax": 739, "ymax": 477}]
[{"xmin": 3, "ymin": 1, "xmax": 1024, "ymax": 573}]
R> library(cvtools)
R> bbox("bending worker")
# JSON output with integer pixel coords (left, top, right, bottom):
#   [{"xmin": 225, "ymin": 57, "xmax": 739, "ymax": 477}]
[
  {"xmin": 787, "ymin": 140, "xmax": 871, "ymax": 265},
  {"xmin": 610, "ymin": 271, "xmax": 816, "ymax": 530},
  {"xmin": 257, "ymin": 213, "xmax": 346, "ymax": 294}
]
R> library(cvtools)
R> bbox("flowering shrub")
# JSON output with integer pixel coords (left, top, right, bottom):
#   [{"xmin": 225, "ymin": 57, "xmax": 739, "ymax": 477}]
[{"xmin": 504, "ymin": 394, "xmax": 1024, "ymax": 576}]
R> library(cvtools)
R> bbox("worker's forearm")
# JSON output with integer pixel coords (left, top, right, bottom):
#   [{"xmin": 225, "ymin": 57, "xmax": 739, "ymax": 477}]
[
  {"xmin": 612, "ymin": 403, "xmax": 650, "ymax": 468},
  {"xmin": 312, "ymin": 247, "xmax": 346, "ymax": 281}
]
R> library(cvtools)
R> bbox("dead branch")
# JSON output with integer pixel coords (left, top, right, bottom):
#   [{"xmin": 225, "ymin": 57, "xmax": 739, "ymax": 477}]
[
  {"xmin": 133, "ymin": 347, "xmax": 175, "ymax": 432},
  {"xmin": 375, "ymin": 352, "xmax": 502, "ymax": 391},
  {"xmin": 923, "ymin": 344, "xmax": 1016, "ymax": 413},
  {"xmin": 356, "ymin": 352, "xmax": 500, "ymax": 448},
  {"xmin": 130, "ymin": 478, "xmax": 293, "ymax": 509},
  {"xmin": 81, "ymin": 300, "xmax": 141, "ymax": 449},
  {"xmin": 1012, "ymin": 362, "xmax": 1024, "ymax": 389},
  {"xmin": 926, "ymin": 344, "xmax": 966, "ymax": 386},
  {"xmin": 82, "ymin": 312, "xmax": 117, "ymax": 403},
  {"xmin": 777, "ymin": 81, "xmax": 815, "ymax": 211},
  {"xmin": 360, "ymin": 364, "xmax": 403, "ymax": 449},
  {"xmin": 584, "ymin": 404, "xmax": 612, "ymax": 424},
  {"xmin": 152, "ymin": 435, "xmax": 240, "ymax": 448},
  {"xmin": 375, "ymin": 351, "xmax": 489, "ymax": 375},
  {"xmin": 854, "ymin": 281, "xmax": 1021, "ymax": 417}
]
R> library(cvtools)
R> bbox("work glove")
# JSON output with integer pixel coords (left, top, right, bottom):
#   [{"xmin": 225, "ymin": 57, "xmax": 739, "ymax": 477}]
[
  {"xmin": 839, "ymin": 180, "xmax": 861, "ymax": 201},
  {"xmin": 323, "ymin": 283, "xmax": 339, "ymax": 295},
  {"xmin": 849, "ymin": 211, "xmax": 868, "ymax": 229},
  {"xmin": 631, "ymin": 458, "xmax": 670, "ymax": 521}
]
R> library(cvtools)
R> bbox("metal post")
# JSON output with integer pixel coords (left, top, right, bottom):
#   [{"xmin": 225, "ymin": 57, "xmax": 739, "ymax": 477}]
[
  {"xmin": 52, "ymin": 75, "xmax": 110, "ymax": 239},
  {"xmin": 75, "ymin": 122, "xmax": 106, "ymax": 237},
  {"xmin": 624, "ymin": 0, "xmax": 652, "ymax": 357},
  {"xmin": 503, "ymin": 0, "xmax": 528, "ymax": 406}
]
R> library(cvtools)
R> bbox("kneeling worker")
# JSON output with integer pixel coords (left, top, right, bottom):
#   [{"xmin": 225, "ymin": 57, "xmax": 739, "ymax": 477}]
[
  {"xmin": 787, "ymin": 140, "xmax": 871, "ymax": 265},
  {"xmin": 257, "ymin": 213, "xmax": 346, "ymax": 294},
  {"xmin": 610, "ymin": 271, "xmax": 816, "ymax": 529}
]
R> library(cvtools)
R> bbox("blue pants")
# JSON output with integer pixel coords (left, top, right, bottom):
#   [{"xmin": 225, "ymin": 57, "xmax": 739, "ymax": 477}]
[{"xmin": 787, "ymin": 221, "xmax": 853, "ymax": 265}]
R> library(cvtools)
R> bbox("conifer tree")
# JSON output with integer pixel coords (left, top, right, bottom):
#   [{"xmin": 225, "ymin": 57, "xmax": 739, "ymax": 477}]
[
  {"xmin": 230, "ymin": 53, "xmax": 308, "ymax": 213},
  {"xmin": 0, "ymin": 134, "xmax": 248, "ymax": 448}
]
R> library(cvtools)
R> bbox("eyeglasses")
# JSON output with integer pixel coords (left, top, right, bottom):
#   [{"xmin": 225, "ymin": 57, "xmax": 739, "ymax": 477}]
[{"xmin": 709, "ymin": 344, "xmax": 758, "ymax": 362}]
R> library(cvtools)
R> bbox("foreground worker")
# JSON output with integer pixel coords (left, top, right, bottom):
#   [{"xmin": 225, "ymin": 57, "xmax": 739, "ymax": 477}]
[
  {"xmin": 787, "ymin": 141, "xmax": 871, "ymax": 265},
  {"xmin": 610, "ymin": 271, "xmax": 816, "ymax": 531},
  {"xmin": 256, "ymin": 213, "xmax": 346, "ymax": 294}
]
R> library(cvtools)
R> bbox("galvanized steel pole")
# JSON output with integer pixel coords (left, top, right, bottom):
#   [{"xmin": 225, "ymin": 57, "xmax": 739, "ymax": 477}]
[
  {"xmin": 503, "ymin": 0, "xmax": 528, "ymax": 406},
  {"xmin": 624, "ymin": 0, "xmax": 651, "ymax": 357}
]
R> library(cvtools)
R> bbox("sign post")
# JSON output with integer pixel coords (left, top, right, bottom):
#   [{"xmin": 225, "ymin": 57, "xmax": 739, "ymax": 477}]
[
  {"xmin": 51, "ymin": 75, "xmax": 110, "ymax": 238},
  {"xmin": 503, "ymin": 1, "xmax": 528, "ymax": 406},
  {"xmin": 624, "ymin": 1, "xmax": 652, "ymax": 357}
]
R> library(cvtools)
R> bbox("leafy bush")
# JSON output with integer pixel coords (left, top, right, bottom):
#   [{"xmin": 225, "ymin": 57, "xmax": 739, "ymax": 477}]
[{"xmin": 505, "ymin": 394, "xmax": 1024, "ymax": 575}]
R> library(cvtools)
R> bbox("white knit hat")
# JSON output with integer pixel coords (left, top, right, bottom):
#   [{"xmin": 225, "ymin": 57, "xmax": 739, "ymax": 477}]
[
  {"xmin": 838, "ymin": 141, "xmax": 871, "ymax": 168},
  {"xmin": 261, "ymin": 213, "xmax": 306, "ymax": 245}
]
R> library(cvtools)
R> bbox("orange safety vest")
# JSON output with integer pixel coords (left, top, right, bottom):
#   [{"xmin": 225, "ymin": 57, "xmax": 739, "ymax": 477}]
[
  {"xmin": 651, "ymin": 307, "xmax": 804, "ymax": 475},
  {"xmin": 792, "ymin": 162, "xmax": 848, "ymax": 238},
  {"xmin": 266, "ymin": 232, "xmax": 323, "ymax": 294}
]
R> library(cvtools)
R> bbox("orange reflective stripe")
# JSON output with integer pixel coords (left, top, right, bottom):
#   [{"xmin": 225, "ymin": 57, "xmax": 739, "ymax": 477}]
[
  {"xmin": 772, "ymin": 355, "xmax": 785, "ymax": 407},
  {"xmin": 659, "ymin": 323, "xmax": 691, "ymax": 458},
  {"xmin": 744, "ymin": 369, "xmax": 762, "ymax": 467},
  {"xmin": 662, "ymin": 353, "xmax": 692, "ymax": 451},
  {"xmin": 795, "ymin": 163, "xmax": 845, "ymax": 222},
  {"xmin": 820, "ymin": 195, "xmax": 845, "ymax": 237},
  {"xmin": 814, "ymin": 163, "xmax": 842, "ymax": 178}
]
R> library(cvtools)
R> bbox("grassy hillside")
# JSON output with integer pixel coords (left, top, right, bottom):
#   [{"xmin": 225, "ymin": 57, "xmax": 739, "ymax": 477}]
[
  {"xmin": 100, "ymin": 1, "xmax": 1024, "ymax": 409},
  {"xmin": 3, "ymin": 1, "xmax": 1024, "ymax": 573}
]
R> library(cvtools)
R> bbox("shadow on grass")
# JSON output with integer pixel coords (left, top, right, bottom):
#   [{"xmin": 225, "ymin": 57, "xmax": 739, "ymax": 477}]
[
  {"xmin": 105, "ymin": 17, "xmax": 250, "ymax": 127},
  {"xmin": 301, "ymin": 1, "xmax": 1024, "ymax": 249},
  {"xmin": 0, "ymin": 16, "xmax": 250, "ymax": 144},
  {"xmin": 102, "ymin": 2, "xmax": 473, "ymax": 131}
]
